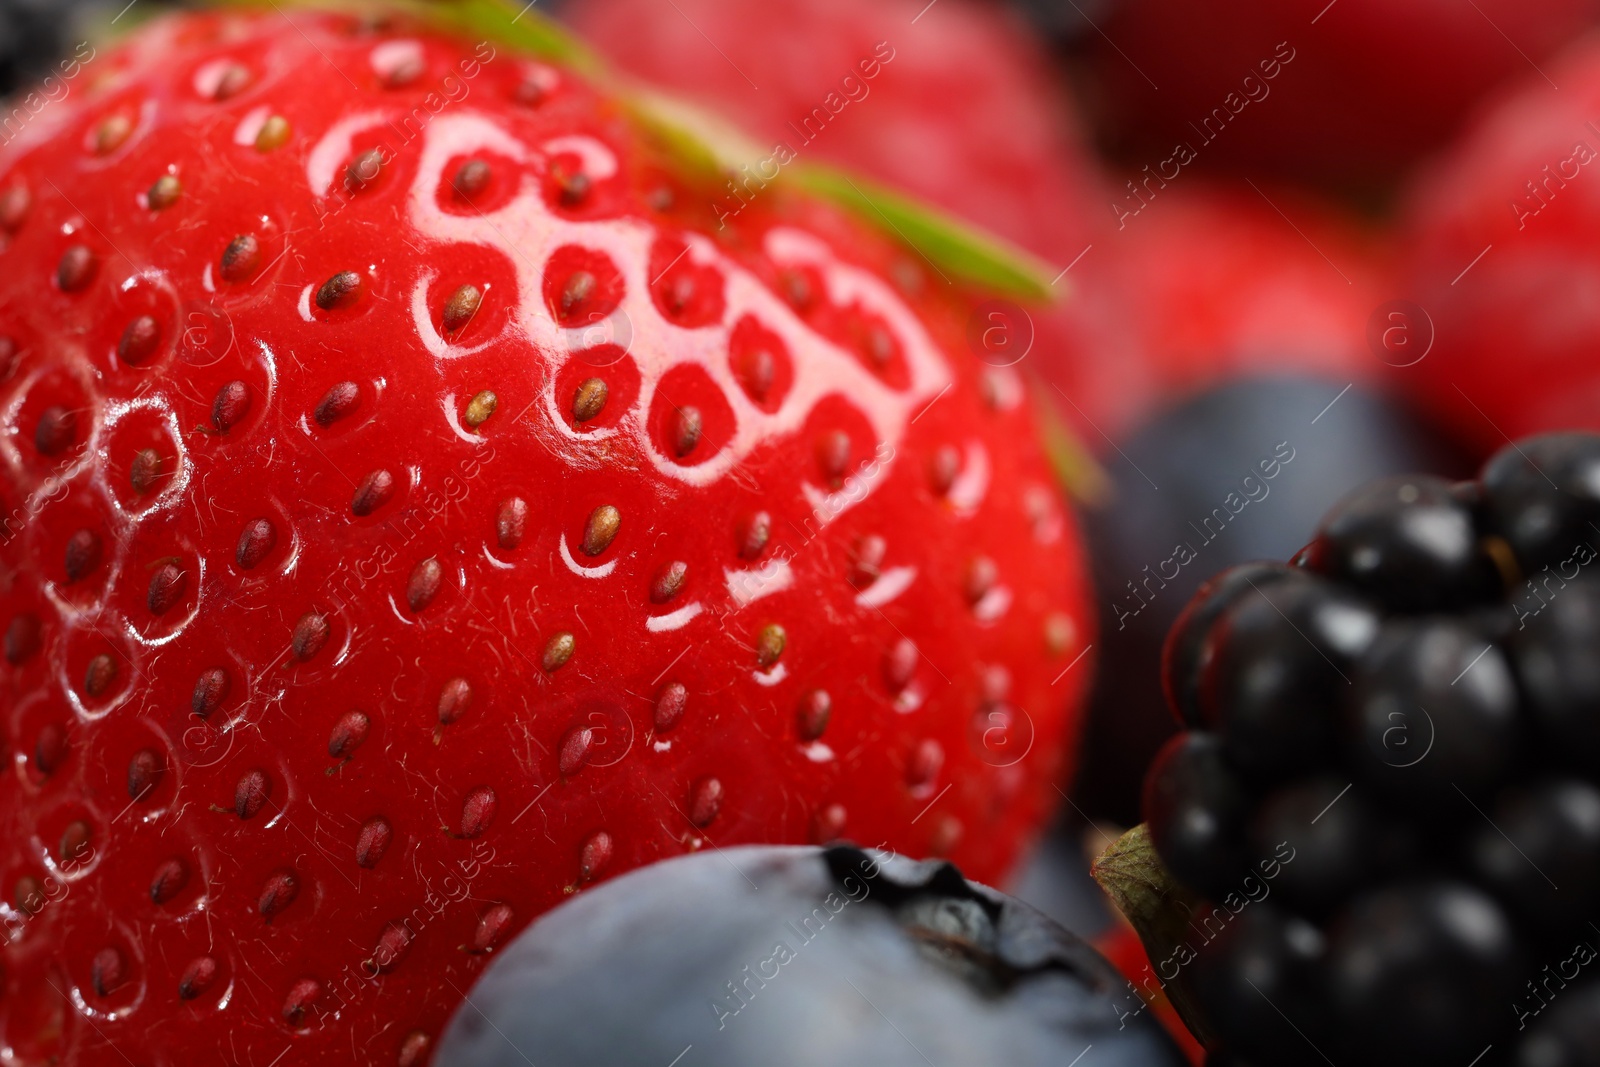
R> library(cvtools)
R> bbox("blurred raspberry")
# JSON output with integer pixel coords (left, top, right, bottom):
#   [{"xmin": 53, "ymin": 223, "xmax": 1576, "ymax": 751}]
[
  {"xmin": 1041, "ymin": 183, "xmax": 1394, "ymax": 442},
  {"xmin": 1402, "ymin": 33, "xmax": 1600, "ymax": 452},
  {"xmin": 1086, "ymin": 0, "xmax": 1599, "ymax": 185}
]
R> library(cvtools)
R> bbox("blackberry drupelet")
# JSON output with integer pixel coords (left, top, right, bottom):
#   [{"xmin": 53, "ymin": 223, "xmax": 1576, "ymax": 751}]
[
  {"xmin": 1079, "ymin": 376, "xmax": 1460, "ymax": 824},
  {"xmin": 1146, "ymin": 431, "xmax": 1600, "ymax": 1067}
]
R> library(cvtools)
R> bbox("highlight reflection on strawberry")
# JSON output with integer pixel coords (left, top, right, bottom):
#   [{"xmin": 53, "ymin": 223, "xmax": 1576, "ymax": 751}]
[{"xmin": 0, "ymin": 6, "xmax": 1093, "ymax": 1063}]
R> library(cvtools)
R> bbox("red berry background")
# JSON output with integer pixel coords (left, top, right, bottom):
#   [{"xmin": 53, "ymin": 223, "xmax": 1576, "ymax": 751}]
[
  {"xmin": 1402, "ymin": 34, "xmax": 1600, "ymax": 449},
  {"xmin": 1088, "ymin": 0, "xmax": 1600, "ymax": 185},
  {"xmin": 4, "ymin": 0, "xmax": 1600, "ymax": 1062}
]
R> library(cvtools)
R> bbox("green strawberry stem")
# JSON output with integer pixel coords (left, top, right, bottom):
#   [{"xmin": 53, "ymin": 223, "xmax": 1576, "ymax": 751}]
[
  {"xmin": 206, "ymin": 0, "xmax": 1063, "ymax": 302},
  {"xmin": 795, "ymin": 165, "xmax": 1061, "ymax": 302},
  {"xmin": 202, "ymin": 0, "xmax": 1099, "ymax": 496},
  {"xmin": 1091, "ymin": 824, "xmax": 1217, "ymax": 1049},
  {"xmin": 412, "ymin": 0, "xmax": 605, "ymax": 74}
]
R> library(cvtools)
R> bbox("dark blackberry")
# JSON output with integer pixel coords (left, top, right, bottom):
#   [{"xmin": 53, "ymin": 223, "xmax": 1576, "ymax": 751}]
[
  {"xmin": 1482, "ymin": 432, "xmax": 1600, "ymax": 573},
  {"xmin": 1325, "ymin": 881, "xmax": 1520, "ymax": 1067},
  {"xmin": 1512, "ymin": 581, "xmax": 1600, "ymax": 773},
  {"xmin": 1163, "ymin": 561, "xmax": 1294, "ymax": 729},
  {"xmin": 1143, "ymin": 731, "xmax": 1252, "ymax": 900},
  {"xmin": 1076, "ymin": 375, "xmax": 1458, "ymax": 824},
  {"xmin": 1201, "ymin": 572, "xmax": 1380, "ymax": 781},
  {"xmin": 1466, "ymin": 778, "xmax": 1600, "ymax": 938},
  {"xmin": 1346, "ymin": 618, "xmax": 1520, "ymax": 801},
  {"xmin": 1002, "ymin": 0, "xmax": 1122, "ymax": 51},
  {"xmin": 1516, "ymin": 983, "xmax": 1600, "ymax": 1067},
  {"xmin": 1140, "ymin": 431, "xmax": 1600, "ymax": 1066},
  {"xmin": 1248, "ymin": 776, "xmax": 1396, "ymax": 917},
  {"xmin": 1301, "ymin": 473, "xmax": 1500, "ymax": 611},
  {"xmin": 1192, "ymin": 906, "xmax": 1328, "ymax": 1063}
]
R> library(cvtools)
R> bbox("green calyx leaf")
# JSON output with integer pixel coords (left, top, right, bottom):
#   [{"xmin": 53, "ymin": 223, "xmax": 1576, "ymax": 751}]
[
  {"xmin": 394, "ymin": 0, "xmax": 602, "ymax": 75},
  {"xmin": 794, "ymin": 164, "xmax": 1062, "ymax": 303},
  {"xmin": 1029, "ymin": 377, "xmax": 1109, "ymax": 506},
  {"xmin": 621, "ymin": 86, "xmax": 771, "ymax": 185},
  {"xmin": 207, "ymin": 0, "xmax": 600, "ymax": 73},
  {"xmin": 196, "ymin": 0, "xmax": 1062, "ymax": 303},
  {"xmin": 1090, "ymin": 824, "xmax": 1216, "ymax": 1049},
  {"xmin": 609, "ymin": 96, "xmax": 1066, "ymax": 304}
]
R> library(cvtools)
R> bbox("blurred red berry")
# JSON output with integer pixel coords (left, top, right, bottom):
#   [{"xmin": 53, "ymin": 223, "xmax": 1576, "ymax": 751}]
[
  {"xmin": 1402, "ymin": 33, "xmax": 1600, "ymax": 450},
  {"xmin": 1089, "ymin": 0, "xmax": 1598, "ymax": 184}
]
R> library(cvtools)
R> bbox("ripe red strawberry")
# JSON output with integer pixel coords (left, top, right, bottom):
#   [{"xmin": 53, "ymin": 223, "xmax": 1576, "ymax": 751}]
[
  {"xmin": 1402, "ymin": 35, "xmax": 1600, "ymax": 452},
  {"xmin": 0, "ymin": 7, "xmax": 1092, "ymax": 1064},
  {"xmin": 1089, "ymin": 0, "xmax": 1598, "ymax": 184},
  {"xmin": 1043, "ymin": 183, "xmax": 1393, "ymax": 441},
  {"xmin": 568, "ymin": 0, "xmax": 1105, "ymax": 263}
]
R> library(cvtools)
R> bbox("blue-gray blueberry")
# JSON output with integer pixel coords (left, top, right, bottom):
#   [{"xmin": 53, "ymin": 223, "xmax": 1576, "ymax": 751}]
[{"xmin": 437, "ymin": 845, "xmax": 1185, "ymax": 1067}]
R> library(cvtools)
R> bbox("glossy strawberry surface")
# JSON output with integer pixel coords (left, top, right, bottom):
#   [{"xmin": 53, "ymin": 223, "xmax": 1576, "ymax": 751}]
[
  {"xmin": 568, "ymin": 0, "xmax": 1414, "ymax": 444},
  {"xmin": 0, "ymin": 9, "xmax": 1092, "ymax": 1064}
]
